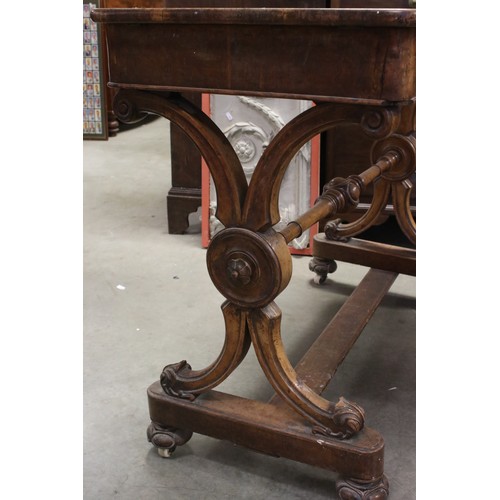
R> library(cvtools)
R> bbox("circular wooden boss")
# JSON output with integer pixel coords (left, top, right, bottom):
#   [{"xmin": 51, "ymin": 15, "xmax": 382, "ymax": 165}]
[{"xmin": 207, "ymin": 228, "xmax": 292, "ymax": 308}]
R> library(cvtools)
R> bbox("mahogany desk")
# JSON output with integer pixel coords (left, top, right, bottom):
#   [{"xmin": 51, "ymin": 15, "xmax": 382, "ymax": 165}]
[{"xmin": 92, "ymin": 7, "xmax": 416, "ymax": 498}]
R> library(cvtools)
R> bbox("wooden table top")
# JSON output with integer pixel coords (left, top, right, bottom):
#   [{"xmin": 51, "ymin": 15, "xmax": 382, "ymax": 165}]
[{"xmin": 92, "ymin": 7, "xmax": 416, "ymax": 103}]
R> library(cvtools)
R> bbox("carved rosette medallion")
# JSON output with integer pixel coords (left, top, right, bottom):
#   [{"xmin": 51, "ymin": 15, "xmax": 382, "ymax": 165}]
[
  {"xmin": 225, "ymin": 122, "xmax": 268, "ymax": 180},
  {"xmin": 226, "ymin": 256, "xmax": 253, "ymax": 285},
  {"xmin": 234, "ymin": 138, "xmax": 257, "ymax": 162}
]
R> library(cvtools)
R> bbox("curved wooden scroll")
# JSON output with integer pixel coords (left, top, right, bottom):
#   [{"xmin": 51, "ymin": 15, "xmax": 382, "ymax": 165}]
[
  {"xmin": 112, "ymin": 89, "xmax": 248, "ymax": 229},
  {"xmin": 324, "ymin": 179, "xmax": 392, "ymax": 241},
  {"xmin": 160, "ymin": 301, "xmax": 251, "ymax": 400},
  {"xmin": 242, "ymin": 103, "xmax": 399, "ymax": 232},
  {"xmin": 248, "ymin": 303, "xmax": 365, "ymax": 439},
  {"xmin": 392, "ymin": 179, "xmax": 416, "ymax": 244}
]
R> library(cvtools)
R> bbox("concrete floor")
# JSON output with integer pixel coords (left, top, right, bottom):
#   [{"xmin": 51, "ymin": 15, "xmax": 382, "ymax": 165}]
[{"xmin": 83, "ymin": 117, "xmax": 416, "ymax": 499}]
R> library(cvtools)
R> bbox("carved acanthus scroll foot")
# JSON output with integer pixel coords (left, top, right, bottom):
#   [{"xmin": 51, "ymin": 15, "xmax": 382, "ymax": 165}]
[
  {"xmin": 309, "ymin": 256, "xmax": 337, "ymax": 285},
  {"xmin": 147, "ymin": 421, "xmax": 193, "ymax": 458},
  {"xmin": 160, "ymin": 360, "xmax": 196, "ymax": 401},
  {"xmin": 336, "ymin": 475, "xmax": 389, "ymax": 500},
  {"xmin": 312, "ymin": 397, "xmax": 365, "ymax": 439},
  {"xmin": 324, "ymin": 219, "xmax": 351, "ymax": 242}
]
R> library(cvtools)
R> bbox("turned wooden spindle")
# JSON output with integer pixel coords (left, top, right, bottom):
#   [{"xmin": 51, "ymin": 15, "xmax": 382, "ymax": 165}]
[{"xmin": 279, "ymin": 150, "xmax": 400, "ymax": 244}]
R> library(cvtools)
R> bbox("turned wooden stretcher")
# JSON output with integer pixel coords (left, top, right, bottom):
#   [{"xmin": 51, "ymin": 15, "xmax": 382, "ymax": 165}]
[{"xmin": 91, "ymin": 7, "xmax": 416, "ymax": 498}]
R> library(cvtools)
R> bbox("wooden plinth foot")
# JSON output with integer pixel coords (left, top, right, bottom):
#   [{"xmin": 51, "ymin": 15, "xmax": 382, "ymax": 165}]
[
  {"xmin": 336, "ymin": 474, "xmax": 389, "ymax": 500},
  {"xmin": 148, "ymin": 381, "xmax": 385, "ymax": 479},
  {"xmin": 147, "ymin": 421, "xmax": 193, "ymax": 458}
]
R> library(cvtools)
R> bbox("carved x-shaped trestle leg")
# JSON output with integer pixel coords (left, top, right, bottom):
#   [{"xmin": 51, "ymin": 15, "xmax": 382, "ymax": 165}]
[{"xmin": 117, "ymin": 89, "xmax": 413, "ymax": 440}]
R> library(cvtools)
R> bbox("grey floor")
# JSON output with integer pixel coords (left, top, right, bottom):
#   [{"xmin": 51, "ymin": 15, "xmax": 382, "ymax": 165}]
[{"xmin": 83, "ymin": 117, "xmax": 416, "ymax": 499}]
